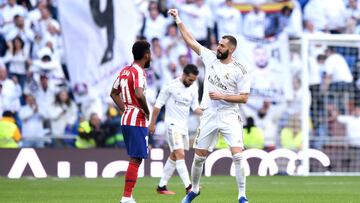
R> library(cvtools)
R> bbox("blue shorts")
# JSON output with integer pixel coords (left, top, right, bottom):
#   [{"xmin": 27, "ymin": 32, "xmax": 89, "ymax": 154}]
[{"xmin": 121, "ymin": 125, "xmax": 148, "ymax": 159}]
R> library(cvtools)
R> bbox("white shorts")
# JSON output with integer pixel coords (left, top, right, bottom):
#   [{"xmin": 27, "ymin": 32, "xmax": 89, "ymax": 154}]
[
  {"xmin": 166, "ymin": 123, "xmax": 189, "ymax": 152},
  {"xmin": 193, "ymin": 109, "xmax": 244, "ymax": 151}
]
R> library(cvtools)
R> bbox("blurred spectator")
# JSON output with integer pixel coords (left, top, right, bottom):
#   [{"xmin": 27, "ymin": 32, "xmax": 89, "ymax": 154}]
[
  {"xmin": 215, "ymin": 0, "xmax": 242, "ymax": 38},
  {"xmin": 322, "ymin": 48, "xmax": 353, "ymax": 114},
  {"xmin": 337, "ymin": 105, "xmax": 360, "ymax": 147},
  {"xmin": 33, "ymin": 7, "xmax": 60, "ymax": 41},
  {"xmin": 29, "ymin": 46, "xmax": 65, "ymax": 86},
  {"xmin": 5, "ymin": 36, "xmax": 30, "ymax": 90},
  {"xmin": 48, "ymin": 90, "xmax": 78, "ymax": 147},
  {"xmin": 303, "ymin": 19, "xmax": 324, "ymax": 34},
  {"xmin": 0, "ymin": 110, "xmax": 21, "ymax": 148},
  {"xmin": 75, "ymin": 113, "xmax": 106, "ymax": 148},
  {"xmin": 102, "ymin": 104, "xmax": 124, "ymax": 147},
  {"xmin": 243, "ymin": 117, "xmax": 265, "ymax": 149},
  {"xmin": 142, "ymin": 1, "xmax": 171, "ymax": 40},
  {"xmin": 303, "ymin": 0, "xmax": 327, "ymax": 32},
  {"xmin": 19, "ymin": 94, "xmax": 47, "ymax": 148},
  {"xmin": 285, "ymin": 0, "xmax": 302, "ymax": 38},
  {"xmin": 24, "ymin": 72, "xmax": 57, "ymax": 126},
  {"xmin": 27, "ymin": 0, "xmax": 48, "ymax": 26},
  {"xmin": 161, "ymin": 24, "xmax": 187, "ymax": 64},
  {"xmin": 324, "ymin": 0, "xmax": 347, "ymax": 34},
  {"xmin": 0, "ymin": 0, "xmax": 27, "ymax": 35},
  {"xmin": 73, "ymin": 82, "xmax": 104, "ymax": 120},
  {"xmin": 346, "ymin": 0, "xmax": 360, "ymax": 34},
  {"xmin": 6, "ymin": 14, "xmax": 34, "ymax": 54},
  {"xmin": 178, "ymin": 0, "xmax": 213, "ymax": 47},
  {"xmin": 280, "ymin": 114, "xmax": 302, "ymax": 151},
  {"xmin": 243, "ymin": 4, "xmax": 265, "ymax": 39},
  {"xmin": 266, "ymin": 5, "xmax": 292, "ymax": 37},
  {"xmin": 309, "ymin": 55, "xmax": 327, "ymax": 137},
  {"xmin": 0, "ymin": 63, "xmax": 21, "ymax": 112}
]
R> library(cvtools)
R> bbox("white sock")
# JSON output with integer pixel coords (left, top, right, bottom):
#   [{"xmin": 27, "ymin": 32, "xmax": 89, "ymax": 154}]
[
  {"xmin": 233, "ymin": 153, "xmax": 246, "ymax": 198},
  {"xmin": 176, "ymin": 159, "xmax": 191, "ymax": 188},
  {"xmin": 159, "ymin": 158, "xmax": 176, "ymax": 187},
  {"xmin": 191, "ymin": 154, "xmax": 206, "ymax": 194},
  {"xmin": 120, "ymin": 196, "xmax": 132, "ymax": 202}
]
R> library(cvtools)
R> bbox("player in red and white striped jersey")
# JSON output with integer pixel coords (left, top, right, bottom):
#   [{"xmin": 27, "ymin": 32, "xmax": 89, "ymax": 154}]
[
  {"xmin": 113, "ymin": 63, "xmax": 148, "ymax": 127},
  {"xmin": 110, "ymin": 40, "xmax": 151, "ymax": 203}
]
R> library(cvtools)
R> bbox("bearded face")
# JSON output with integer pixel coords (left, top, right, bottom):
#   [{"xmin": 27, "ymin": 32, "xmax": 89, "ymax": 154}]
[
  {"xmin": 144, "ymin": 52, "xmax": 151, "ymax": 69},
  {"xmin": 144, "ymin": 59, "xmax": 151, "ymax": 69},
  {"xmin": 216, "ymin": 49, "xmax": 229, "ymax": 60}
]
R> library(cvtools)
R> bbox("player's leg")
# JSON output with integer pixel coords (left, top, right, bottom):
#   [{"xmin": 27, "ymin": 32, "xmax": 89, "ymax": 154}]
[
  {"xmin": 120, "ymin": 126, "xmax": 148, "ymax": 203},
  {"xmin": 173, "ymin": 148, "xmax": 192, "ymax": 193},
  {"xmin": 157, "ymin": 152, "xmax": 176, "ymax": 194},
  {"xmin": 122, "ymin": 157, "xmax": 142, "ymax": 203},
  {"xmin": 182, "ymin": 111, "xmax": 217, "ymax": 203},
  {"xmin": 231, "ymin": 147, "xmax": 247, "ymax": 203},
  {"xmin": 157, "ymin": 124, "xmax": 178, "ymax": 194},
  {"xmin": 219, "ymin": 111, "xmax": 248, "ymax": 203}
]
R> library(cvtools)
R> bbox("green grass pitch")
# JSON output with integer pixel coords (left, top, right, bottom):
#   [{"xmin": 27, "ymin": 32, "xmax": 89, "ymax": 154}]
[{"xmin": 1, "ymin": 176, "xmax": 360, "ymax": 203}]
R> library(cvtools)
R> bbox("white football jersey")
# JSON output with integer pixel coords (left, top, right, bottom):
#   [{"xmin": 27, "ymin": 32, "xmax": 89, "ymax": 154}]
[
  {"xmin": 154, "ymin": 77, "xmax": 199, "ymax": 130},
  {"xmin": 199, "ymin": 46, "xmax": 250, "ymax": 110}
]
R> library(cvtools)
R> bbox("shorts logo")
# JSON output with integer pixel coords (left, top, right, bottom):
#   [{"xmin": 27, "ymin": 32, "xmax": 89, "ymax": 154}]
[
  {"xmin": 174, "ymin": 132, "xmax": 181, "ymax": 145},
  {"xmin": 195, "ymin": 128, "xmax": 200, "ymax": 145}
]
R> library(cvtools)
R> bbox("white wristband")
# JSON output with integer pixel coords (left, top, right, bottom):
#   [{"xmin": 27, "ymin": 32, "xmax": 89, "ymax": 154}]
[{"xmin": 175, "ymin": 16, "xmax": 182, "ymax": 24}]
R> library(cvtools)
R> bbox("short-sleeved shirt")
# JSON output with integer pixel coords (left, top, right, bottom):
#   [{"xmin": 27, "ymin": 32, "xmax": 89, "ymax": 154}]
[
  {"xmin": 112, "ymin": 63, "xmax": 147, "ymax": 127},
  {"xmin": 154, "ymin": 77, "xmax": 199, "ymax": 130},
  {"xmin": 199, "ymin": 46, "xmax": 250, "ymax": 110}
]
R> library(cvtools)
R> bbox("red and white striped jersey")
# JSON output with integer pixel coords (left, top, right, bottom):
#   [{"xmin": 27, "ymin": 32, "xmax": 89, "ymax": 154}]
[{"xmin": 113, "ymin": 63, "xmax": 147, "ymax": 127}]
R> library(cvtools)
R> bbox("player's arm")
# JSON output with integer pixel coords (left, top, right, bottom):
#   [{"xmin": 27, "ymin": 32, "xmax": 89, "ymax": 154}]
[
  {"xmin": 168, "ymin": 9, "xmax": 201, "ymax": 55},
  {"xmin": 209, "ymin": 92, "xmax": 249, "ymax": 104},
  {"xmin": 149, "ymin": 85, "xmax": 170, "ymax": 134},
  {"xmin": 110, "ymin": 87, "xmax": 125, "ymax": 114},
  {"xmin": 135, "ymin": 87, "xmax": 150, "ymax": 120},
  {"xmin": 149, "ymin": 107, "xmax": 160, "ymax": 135}
]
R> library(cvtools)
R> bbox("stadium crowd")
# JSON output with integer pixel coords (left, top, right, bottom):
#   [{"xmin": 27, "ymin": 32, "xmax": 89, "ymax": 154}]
[{"xmin": 0, "ymin": 0, "xmax": 360, "ymax": 151}]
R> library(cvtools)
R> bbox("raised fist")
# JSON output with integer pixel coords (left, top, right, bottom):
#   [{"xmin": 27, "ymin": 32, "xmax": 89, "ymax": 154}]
[{"xmin": 167, "ymin": 9, "xmax": 178, "ymax": 18}]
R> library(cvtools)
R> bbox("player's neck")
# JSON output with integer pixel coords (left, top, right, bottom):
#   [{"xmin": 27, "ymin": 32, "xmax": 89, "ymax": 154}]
[
  {"xmin": 220, "ymin": 57, "xmax": 233, "ymax": 65},
  {"xmin": 133, "ymin": 60, "xmax": 145, "ymax": 69}
]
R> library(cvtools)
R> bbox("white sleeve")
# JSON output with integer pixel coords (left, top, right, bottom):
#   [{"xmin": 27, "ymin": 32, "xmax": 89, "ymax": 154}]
[
  {"xmin": 199, "ymin": 46, "xmax": 216, "ymax": 68},
  {"xmin": 19, "ymin": 106, "xmax": 34, "ymax": 120},
  {"xmin": 112, "ymin": 76, "xmax": 120, "ymax": 89},
  {"xmin": 324, "ymin": 58, "xmax": 334, "ymax": 75},
  {"xmin": 337, "ymin": 115, "xmax": 351, "ymax": 124},
  {"xmin": 190, "ymin": 86, "xmax": 200, "ymax": 111},
  {"xmin": 154, "ymin": 85, "xmax": 170, "ymax": 109},
  {"xmin": 237, "ymin": 73, "xmax": 251, "ymax": 94}
]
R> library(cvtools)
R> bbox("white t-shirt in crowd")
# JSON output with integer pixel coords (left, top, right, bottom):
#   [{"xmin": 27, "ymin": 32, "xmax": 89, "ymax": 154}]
[{"xmin": 324, "ymin": 53, "xmax": 353, "ymax": 83}]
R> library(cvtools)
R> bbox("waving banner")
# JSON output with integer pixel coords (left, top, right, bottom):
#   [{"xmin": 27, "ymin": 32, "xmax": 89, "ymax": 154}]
[{"xmin": 58, "ymin": 0, "xmax": 141, "ymax": 98}]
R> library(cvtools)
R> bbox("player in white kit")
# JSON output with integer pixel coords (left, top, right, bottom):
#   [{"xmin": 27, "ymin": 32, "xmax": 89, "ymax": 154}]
[
  {"xmin": 149, "ymin": 64, "xmax": 203, "ymax": 195},
  {"xmin": 168, "ymin": 9, "xmax": 251, "ymax": 203}
]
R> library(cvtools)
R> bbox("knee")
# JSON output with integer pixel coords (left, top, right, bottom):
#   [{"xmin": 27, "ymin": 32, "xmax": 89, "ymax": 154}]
[
  {"xmin": 130, "ymin": 158, "xmax": 142, "ymax": 165},
  {"xmin": 194, "ymin": 154, "xmax": 206, "ymax": 166},
  {"xmin": 232, "ymin": 153, "xmax": 243, "ymax": 163},
  {"xmin": 174, "ymin": 151, "xmax": 185, "ymax": 160}
]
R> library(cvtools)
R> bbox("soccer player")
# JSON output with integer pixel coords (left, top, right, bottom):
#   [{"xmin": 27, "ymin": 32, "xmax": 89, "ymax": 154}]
[
  {"xmin": 168, "ymin": 9, "xmax": 251, "ymax": 203},
  {"xmin": 110, "ymin": 40, "xmax": 151, "ymax": 203},
  {"xmin": 149, "ymin": 64, "xmax": 203, "ymax": 195}
]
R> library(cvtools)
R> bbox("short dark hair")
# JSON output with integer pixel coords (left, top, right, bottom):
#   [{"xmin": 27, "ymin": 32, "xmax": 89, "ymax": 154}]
[
  {"xmin": 222, "ymin": 35, "xmax": 237, "ymax": 47},
  {"xmin": 2, "ymin": 111, "xmax": 14, "ymax": 118},
  {"xmin": 132, "ymin": 40, "xmax": 150, "ymax": 60},
  {"xmin": 183, "ymin": 64, "xmax": 199, "ymax": 76}
]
